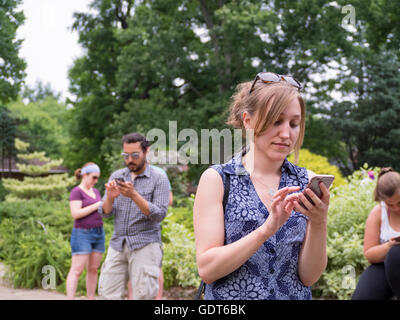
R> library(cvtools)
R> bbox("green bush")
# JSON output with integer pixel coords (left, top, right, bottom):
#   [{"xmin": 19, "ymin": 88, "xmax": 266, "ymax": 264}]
[
  {"xmin": 0, "ymin": 196, "xmax": 73, "ymax": 238},
  {"xmin": 0, "ymin": 180, "xmax": 7, "ymax": 201},
  {"xmin": 0, "ymin": 218, "xmax": 70, "ymax": 289},
  {"xmin": 0, "ymin": 195, "xmax": 114, "ymax": 295},
  {"xmin": 288, "ymin": 148, "xmax": 347, "ymax": 189},
  {"xmin": 312, "ymin": 165, "xmax": 380, "ymax": 299},
  {"xmin": 0, "ymin": 190, "xmax": 198, "ymax": 295},
  {"xmin": 2, "ymin": 174, "xmax": 75, "ymax": 201},
  {"xmin": 164, "ymin": 195, "xmax": 195, "ymax": 233},
  {"xmin": 0, "ymin": 162, "xmax": 383, "ymax": 299},
  {"xmin": 161, "ymin": 211, "xmax": 199, "ymax": 289}
]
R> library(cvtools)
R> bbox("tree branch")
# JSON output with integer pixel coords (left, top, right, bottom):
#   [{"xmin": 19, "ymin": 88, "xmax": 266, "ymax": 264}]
[{"xmin": 115, "ymin": 0, "xmax": 132, "ymax": 29}]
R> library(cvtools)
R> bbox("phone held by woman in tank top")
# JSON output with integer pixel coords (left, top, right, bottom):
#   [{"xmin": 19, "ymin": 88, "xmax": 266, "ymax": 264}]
[
  {"xmin": 393, "ymin": 236, "xmax": 400, "ymax": 242},
  {"xmin": 298, "ymin": 175, "xmax": 335, "ymax": 209}
]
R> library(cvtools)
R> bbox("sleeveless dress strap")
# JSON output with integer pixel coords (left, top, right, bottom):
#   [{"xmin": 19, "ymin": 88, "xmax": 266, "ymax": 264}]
[{"xmin": 209, "ymin": 164, "xmax": 230, "ymax": 212}]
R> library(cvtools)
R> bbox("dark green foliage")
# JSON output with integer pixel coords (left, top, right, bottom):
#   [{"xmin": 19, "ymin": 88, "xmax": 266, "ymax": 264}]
[
  {"xmin": 303, "ymin": 114, "xmax": 350, "ymax": 174},
  {"xmin": 0, "ymin": 196, "xmax": 115, "ymax": 294},
  {"xmin": 161, "ymin": 196, "xmax": 198, "ymax": 289},
  {"xmin": 330, "ymin": 49, "xmax": 400, "ymax": 171},
  {"xmin": 0, "ymin": 107, "xmax": 17, "ymax": 176},
  {"xmin": 0, "ymin": 197, "xmax": 73, "ymax": 289},
  {"xmin": 0, "ymin": 0, "xmax": 26, "ymax": 103},
  {"xmin": 0, "ymin": 197, "xmax": 73, "ymax": 237},
  {"xmin": 67, "ymin": 0, "xmax": 368, "ymax": 180},
  {"xmin": 0, "ymin": 218, "xmax": 71, "ymax": 289},
  {"xmin": 7, "ymin": 98, "xmax": 70, "ymax": 160}
]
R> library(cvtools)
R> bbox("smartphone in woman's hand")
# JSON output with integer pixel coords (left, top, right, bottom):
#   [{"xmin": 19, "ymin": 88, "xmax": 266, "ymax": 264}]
[{"xmin": 298, "ymin": 175, "xmax": 335, "ymax": 209}]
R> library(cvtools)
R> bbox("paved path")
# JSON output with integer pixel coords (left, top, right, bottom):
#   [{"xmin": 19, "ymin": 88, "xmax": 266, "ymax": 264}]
[
  {"xmin": 0, "ymin": 286, "xmax": 68, "ymax": 300},
  {"xmin": 0, "ymin": 263, "xmax": 191, "ymax": 300},
  {"xmin": 0, "ymin": 262, "xmax": 70, "ymax": 300}
]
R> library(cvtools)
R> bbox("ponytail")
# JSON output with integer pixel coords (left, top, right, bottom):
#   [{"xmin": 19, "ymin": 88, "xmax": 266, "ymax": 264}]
[
  {"xmin": 74, "ymin": 168, "xmax": 83, "ymax": 180},
  {"xmin": 374, "ymin": 167, "xmax": 400, "ymax": 201}
]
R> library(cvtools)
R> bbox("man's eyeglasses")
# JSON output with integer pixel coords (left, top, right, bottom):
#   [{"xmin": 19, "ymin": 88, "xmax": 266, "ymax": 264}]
[
  {"xmin": 249, "ymin": 72, "xmax": 302, "ymax": 94},
  {"xmin": 121, "ymin": 152, "xmax": 141, "ymax": 160}
]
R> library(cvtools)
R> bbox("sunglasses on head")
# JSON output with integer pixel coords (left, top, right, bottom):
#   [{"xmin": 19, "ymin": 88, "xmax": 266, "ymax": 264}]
[
  {"xmin": 249, "ymin": 72, "xmax": 302, "ymax": 94},
  {"xmin": 121, "ymin": 152, "xmax": 141, "ymax": 160}
]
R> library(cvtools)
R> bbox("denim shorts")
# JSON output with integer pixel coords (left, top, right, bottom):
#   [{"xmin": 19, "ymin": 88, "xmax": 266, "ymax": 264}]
[{"xmin": 70, "ymin": 227, "xmax": 105, "ymax": 256}]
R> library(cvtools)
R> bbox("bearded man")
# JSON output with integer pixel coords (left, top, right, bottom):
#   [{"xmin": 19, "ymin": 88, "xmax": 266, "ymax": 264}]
[{"xmin": 98, "ymin": 133, "xmax": 169, "ymax": 300}]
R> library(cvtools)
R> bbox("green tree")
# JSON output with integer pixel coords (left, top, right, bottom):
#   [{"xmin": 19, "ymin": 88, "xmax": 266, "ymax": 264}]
[
  {"xmin": 7, "ymin": 98, "xmax": 69, "ymax": 159},
  {"xmin": 0, "ymin": 107, "xmax": 17, "ymax": 177},
  {"xmin": 21, "ymin": 80, "xmax": 62, "ymax": 103},
  {"xmin": 303, "ymin": 114, "xmax": 350, "ymax": 175},
  {"xmin": 68, "ymin": 0, "xmax": 358, "ymax": 179},
  {"xmin": 349, "ymin": 0, "xmax": 400, "ymax": 53},
  {"xmin": 66, "ymin": 0, "xmax": 130, "ymax": 171},
  {"xmin": 0, "ymin": 0, "xmax": 26, "ymax": 103},
  {"xmin": 2, "ymin": 139, "xmax": 74, "ymax": 200},
  {"xmin": 329, "ymin": 49, "xmax": 400, "ymax": 171}
]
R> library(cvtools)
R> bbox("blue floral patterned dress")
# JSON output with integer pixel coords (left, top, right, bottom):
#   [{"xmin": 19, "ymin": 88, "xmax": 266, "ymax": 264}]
[{"xmin": 204, "ymin": 152, "xmax": 312, "ymax": 300}]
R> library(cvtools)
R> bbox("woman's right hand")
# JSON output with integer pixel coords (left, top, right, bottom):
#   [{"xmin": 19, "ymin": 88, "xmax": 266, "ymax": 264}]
[
  {"xmin": 262, "ymin": 186, "xmax": 300, "ymax": 235},
  {"xmin": 387, "ymin": 238, "xmax": 400, "ymax": 248}
]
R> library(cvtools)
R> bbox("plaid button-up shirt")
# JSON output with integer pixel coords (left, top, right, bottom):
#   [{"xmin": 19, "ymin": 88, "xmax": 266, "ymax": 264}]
[{"xmin": 98, "ymin": 164, "xmax": 170, "ymax": 252}]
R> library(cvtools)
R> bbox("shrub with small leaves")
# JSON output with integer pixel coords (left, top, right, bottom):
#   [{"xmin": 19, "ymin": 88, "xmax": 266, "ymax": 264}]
[
  {"xmin": 161, "ymin": 203, "xmax": 199, "ymax": 289},
  {"xmin": 312, "ymin": 164, "xmax": 380, "ymax": 299},
  {"xmin": 0, "ymin": 218, "xmax": 71, "ymax": 289}
]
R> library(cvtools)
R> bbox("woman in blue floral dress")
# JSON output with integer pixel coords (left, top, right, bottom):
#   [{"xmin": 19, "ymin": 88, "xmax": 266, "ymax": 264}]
[{"xmin": 193, "ymin": 72, "xmax": 331, "ymax": 300}]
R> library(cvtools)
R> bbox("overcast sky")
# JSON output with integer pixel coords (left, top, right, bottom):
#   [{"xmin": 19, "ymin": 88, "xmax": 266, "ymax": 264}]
[{"xmin": 17, "ymin": 0, "xmax": 92, "ymax": 101}]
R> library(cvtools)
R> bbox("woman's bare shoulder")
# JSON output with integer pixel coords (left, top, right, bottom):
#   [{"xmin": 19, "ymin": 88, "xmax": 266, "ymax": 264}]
[{"xmin": 369, "ymin": 203, "xmax": 381, "ymax": 218}]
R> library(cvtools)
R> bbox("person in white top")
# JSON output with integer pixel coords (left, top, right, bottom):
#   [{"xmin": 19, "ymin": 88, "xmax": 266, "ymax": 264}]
[{"xmin": 352, "ymin": 168, "xmax": 400, "ymax": 300}]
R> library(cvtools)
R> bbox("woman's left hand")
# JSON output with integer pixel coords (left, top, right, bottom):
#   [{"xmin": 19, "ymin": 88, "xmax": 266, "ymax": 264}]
[{"xmin": 294, "ymin": 182, "xmax": 330, "ymax": 226}]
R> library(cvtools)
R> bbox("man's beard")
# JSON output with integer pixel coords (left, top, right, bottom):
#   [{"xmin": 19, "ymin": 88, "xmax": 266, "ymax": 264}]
[{"xmin": 127, "ymin": 158, "xmax": 146, "ymax": 173}]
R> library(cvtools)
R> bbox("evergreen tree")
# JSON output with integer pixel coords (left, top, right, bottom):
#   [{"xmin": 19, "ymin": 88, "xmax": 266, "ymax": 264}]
[
  {"xmin": 67, "ymin": 0, "xmax": 354, "ymax": 177},
  {"xmin": 330, "ymin": 49, "xmax": 400, "ymax": 170},
  {"xmin": 0, "ymin": 0, "xmax": 26, "ymax": 103},
  {"xmin": 2, "ymin": 139, "xmax": 74, "ymax": 200}
]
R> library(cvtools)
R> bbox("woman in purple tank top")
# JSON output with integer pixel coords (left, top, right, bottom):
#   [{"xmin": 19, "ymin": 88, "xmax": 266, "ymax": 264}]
[{"xmin": 66, "ymin": 162, "xmax": 105, "ymax": 300}]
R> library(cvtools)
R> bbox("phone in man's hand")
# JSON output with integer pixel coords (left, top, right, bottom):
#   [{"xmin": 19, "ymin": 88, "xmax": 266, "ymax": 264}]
[
  {"xmin": 298, "ymin": 174, "xmax": 335, "ymax": 209},
  {"xmin": 115, "ymin": 177, "xmax": 125, "ymax": 185}
]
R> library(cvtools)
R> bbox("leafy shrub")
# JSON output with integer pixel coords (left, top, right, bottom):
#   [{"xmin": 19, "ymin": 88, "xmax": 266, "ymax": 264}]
[
  {"xmin": 2, "ymin": 174, "xmax": 75, "ymax": 201},
  {"xmin": 161, "ymin": 211, "xmax": 199, "ymax": 289},
  {"xmin": 159, "ymin": 194, "xmax": 199, "ymax": 289},
  {"xmin": 312, "ymin": 165, "xmax": 380, "ymax": 299},
  {"xmin": 164, "ymin": 195, "xmax": 195, "ymax": 233},
  {"xmin": 0, "ymin": 218, "xmax": 71, "ymax": 289},
  {"xmin": 0, "ymin": 196, "xmax": 73, "ymax": 237},
  {"xmin": 0, "ymin": 196, "xmax": 115, "ymax": 295},
  {"xmin": 0, "ymin": 180, "xmax": 7, "ymax": 201},
  {"xmin": 288, "ymin": 148, "xmax": 347, "ymax": 188},
  {"xmin": 0, "ymin": 190, "xmax": 199, "ymax": 294}
]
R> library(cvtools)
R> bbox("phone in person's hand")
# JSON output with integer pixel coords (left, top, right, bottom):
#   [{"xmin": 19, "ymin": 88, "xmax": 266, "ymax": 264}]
[
  {"xmin": 393, "ymin": 236, "xmax": 400, "ymax": 242},
  {"xmin": 298, "ymin": 174, "xmax": 335, "ymax": 209},
  {"xmin": 115, "ymin": 177, "xmax": 125, "ymax": 185}
]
